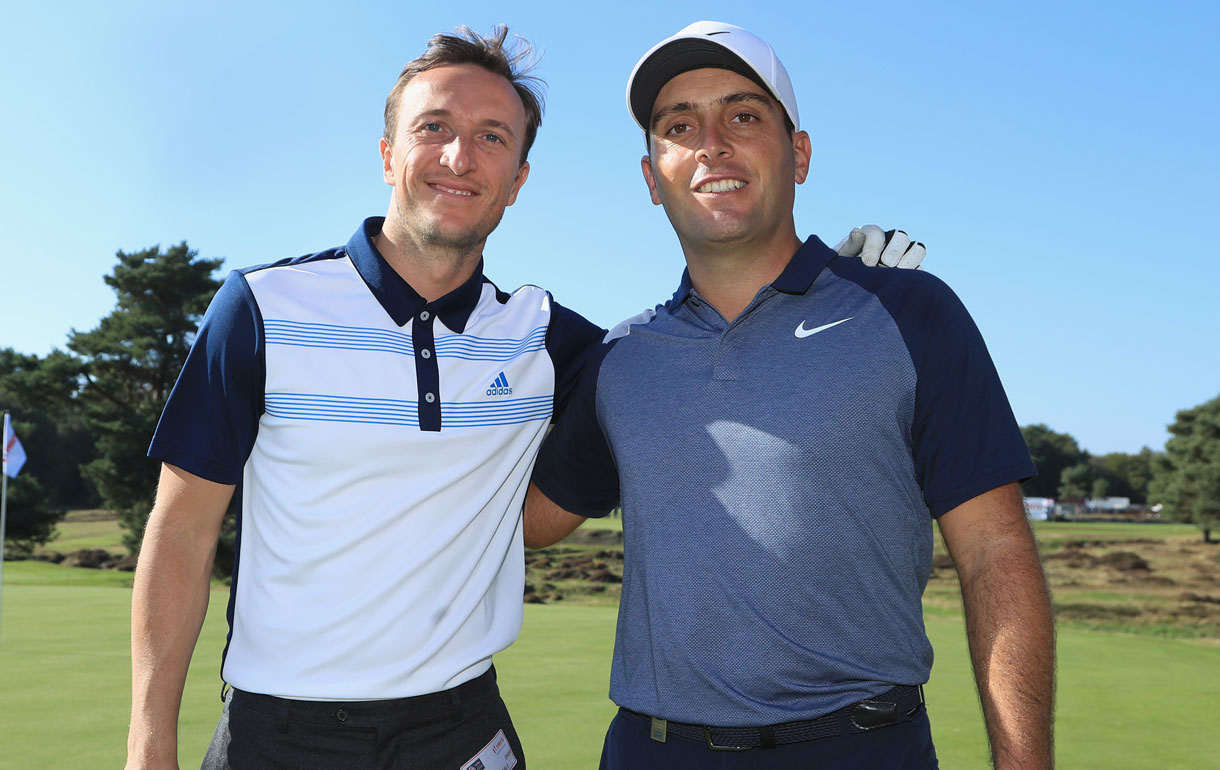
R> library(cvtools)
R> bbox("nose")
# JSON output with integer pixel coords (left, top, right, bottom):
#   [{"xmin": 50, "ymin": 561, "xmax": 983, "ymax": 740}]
[
  {"xmin": 696, "ymin": 122, "xmax": 732, "ymax": 164},
  {"xmin": 440, "ymin": 136, "xmax": 474, "ymax": 175}
]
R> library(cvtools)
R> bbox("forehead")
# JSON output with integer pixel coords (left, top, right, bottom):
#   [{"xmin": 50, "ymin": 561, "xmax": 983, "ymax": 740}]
[
  {"xmin": 651, "ymin": 67, "xmax": 779, "ymax": 118},
  {"xmin": 396, "ymin": 63, "xmax": 526, "ymax": 129}
]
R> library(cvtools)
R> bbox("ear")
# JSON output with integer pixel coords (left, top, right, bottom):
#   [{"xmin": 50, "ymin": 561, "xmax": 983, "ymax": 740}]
[
  {"xmin": 640, "ymin": 155, "xmax": 662, "ymax": 206},
  {"xmin": 380, "ymin": 138, "xmax": 394, "ymax": 186},
  {"xmin": 505, "ymin": 160, "xmax": 531, "ymax": 206},
  {"xmin": 793, "ymin": 130, "xmax": 812, "ymax": 185}
]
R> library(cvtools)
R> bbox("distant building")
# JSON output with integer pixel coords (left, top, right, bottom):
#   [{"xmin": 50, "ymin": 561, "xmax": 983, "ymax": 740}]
[
  {"xmin": 1024, "ymin": 497, "xmax": 1056, "ymax": 520},
  {"xmin": 1086, "ymin": 497, "xmax": 1131, "ymax": 512}
]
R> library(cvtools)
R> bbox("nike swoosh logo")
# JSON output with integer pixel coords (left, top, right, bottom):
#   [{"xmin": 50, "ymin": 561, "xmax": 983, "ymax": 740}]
[{"xmin": 795, "ymin": 317, "xmax": 853, "ymax": 338}]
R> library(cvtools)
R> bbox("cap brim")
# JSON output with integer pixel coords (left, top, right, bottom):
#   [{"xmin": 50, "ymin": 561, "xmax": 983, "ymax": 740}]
[{"xmin": 628, "ymin": 39, "xmax": 775, "ymax": 132}]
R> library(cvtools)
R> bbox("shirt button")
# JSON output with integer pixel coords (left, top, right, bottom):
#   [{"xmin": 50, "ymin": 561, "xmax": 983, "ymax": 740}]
[
  {"xmin": 424, "ymin": 392, "xmax": 435, "ymax": 403},
  {"xmin": 420, "ymin": 310, "xmax": 431, "ymax": 321},
  {"xmin": 336, "ymin": 708, "xmax": 348, "ymax": 722},
  {"xmin": 421, "ymin": 349, "xmax": 432, "ymax": 359}
]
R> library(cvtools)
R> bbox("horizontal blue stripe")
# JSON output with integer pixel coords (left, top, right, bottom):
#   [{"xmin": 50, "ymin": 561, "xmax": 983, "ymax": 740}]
[
  {"xmin": 265, "ymin": 392, "xmax": 553, "ymax": 428},
  {"xmin": 263, "ymin": 411, "xmax": 548, "ymax": 428},
  {"xmin": 264, "ymin": 319, "xmax": 545, "ymax": 361}
]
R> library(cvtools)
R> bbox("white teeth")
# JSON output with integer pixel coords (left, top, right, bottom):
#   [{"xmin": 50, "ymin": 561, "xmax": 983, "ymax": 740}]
[
  {"xmin": 436, "ymin": 185, "xmax": 473, "ymax": 196},
  {"xmin": 697, "ymin": 179, "xmax": 746, "ymax": 193}
]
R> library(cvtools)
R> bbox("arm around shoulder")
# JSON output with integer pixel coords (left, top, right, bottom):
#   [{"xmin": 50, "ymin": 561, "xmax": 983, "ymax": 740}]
[
  {"xmin": 938, "ymin": 481, "xmax": 1055, "ymax": 770},
  {"xmin": 126, "ymin": 463, "xmax": 234, "ymax": 770}
]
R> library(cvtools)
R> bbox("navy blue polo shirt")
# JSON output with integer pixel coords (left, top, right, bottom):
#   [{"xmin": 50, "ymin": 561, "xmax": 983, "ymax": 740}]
[
  {"xmin": 149, "ymin": 218, "xmax": 603, "ymax": 700},
  {"xmin": 532, "ymin": 235, "xmax": 1035, "ymax": 726}
]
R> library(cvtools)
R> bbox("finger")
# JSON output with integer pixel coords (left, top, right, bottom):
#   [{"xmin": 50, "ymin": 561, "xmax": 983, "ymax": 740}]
[
  {"xmin": 896, "ymin": 242, "xmax": 926, "ymax": 270},
  {"xmin": 880, "ymin": 230, "xmax": 911, "ymax": 267},
  {"xmin": 857, "ymin": 224, "xmax": 886, "ymax": 266},
  {"xmin": 833, "ymin": 228, "xmax": 866, "ymax": 257}
]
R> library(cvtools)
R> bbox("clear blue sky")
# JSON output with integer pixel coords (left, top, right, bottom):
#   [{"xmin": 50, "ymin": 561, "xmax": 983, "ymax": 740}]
[{"xmin": 2, "ymin": 0, "xmax": 1217, "ymax": 456}]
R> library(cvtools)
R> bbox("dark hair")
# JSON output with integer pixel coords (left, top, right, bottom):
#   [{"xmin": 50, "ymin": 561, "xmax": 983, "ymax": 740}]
[{"xmin": 384, "ymin": 25, "xmax": 545, "ymax": 164}]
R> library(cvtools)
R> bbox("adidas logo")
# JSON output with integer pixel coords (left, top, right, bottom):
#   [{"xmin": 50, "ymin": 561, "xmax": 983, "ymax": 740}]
[{"xmin": 486, "ymin": 372, "xmax": 513, "ymax": 397}]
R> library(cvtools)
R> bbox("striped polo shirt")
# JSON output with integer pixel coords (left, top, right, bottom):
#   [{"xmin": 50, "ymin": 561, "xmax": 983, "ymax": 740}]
[
  {"xmin": 533, "ymin": 235, "xmax": 1035, "ymax": 726},
  {"xmin": 150, "ymin": 217, "xmax": 602, "ymax": 700}
]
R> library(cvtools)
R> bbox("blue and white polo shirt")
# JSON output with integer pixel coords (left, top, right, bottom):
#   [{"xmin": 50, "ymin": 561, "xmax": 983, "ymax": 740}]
[
  {"xmin": 149, "ymin": 217, "xmax": 602, "ymax": 700},
  {"xmin": 532, "ymin": 235, "xmax": 1035, "ymax": 726}
]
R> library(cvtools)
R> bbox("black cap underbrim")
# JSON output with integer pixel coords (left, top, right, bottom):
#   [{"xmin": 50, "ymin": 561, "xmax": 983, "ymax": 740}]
[{"xmin": 629, "ymin": 39, "xmax": 776, "ymax": 131}]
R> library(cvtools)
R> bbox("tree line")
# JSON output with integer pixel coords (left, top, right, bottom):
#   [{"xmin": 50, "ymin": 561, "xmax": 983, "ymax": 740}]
[{"xmin": 3, "ymin": 245, "xmax": 1219, "ymax": 559}]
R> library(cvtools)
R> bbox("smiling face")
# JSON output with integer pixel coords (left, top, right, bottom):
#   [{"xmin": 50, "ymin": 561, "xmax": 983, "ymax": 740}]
[
  {"xmin": 642, "ymin": 67, "xmax": 810, "ymax": 255},
  {"xmin": 380, "ymin": 63, "xmax": 530, "ymax": 256}
]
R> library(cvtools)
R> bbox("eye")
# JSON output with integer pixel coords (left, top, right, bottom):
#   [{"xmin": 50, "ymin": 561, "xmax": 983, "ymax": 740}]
[
  {"xmin": 482, "ymin": 132, "xmax": 505, "ymax": 144},
  {"xmin": 665, "ymin": 122, "xmax": 692, "ymax": 137},
  {"xmin": 731, "ymin": 112, "xmax": 758, "ymax": 124},
  {"xmin": 422, "ymin": 122, "xmax": 443, "ymax": 133}
]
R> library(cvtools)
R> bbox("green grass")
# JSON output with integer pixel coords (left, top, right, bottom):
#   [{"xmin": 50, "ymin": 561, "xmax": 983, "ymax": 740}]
[
  {"xmin": 2, "ymin": 559, "xmax": 134, "ymax": 588},
  {"xmin": 1031, "ymin": 520, "xmax": 1198, "ymax": 546},
  {"xmin": 575, "ymin": 514, "xmax": 624, "ymax": 532},
  {"xmin": 29, "ymin": 509, "xmax": 125, "ymax": 556},
  {"xmin": 2, "ymin": 565, "xmax": 1219, "ymax": 768}
]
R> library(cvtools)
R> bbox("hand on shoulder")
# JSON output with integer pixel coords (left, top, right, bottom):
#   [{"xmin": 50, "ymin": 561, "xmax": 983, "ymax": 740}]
[{"xmin": 835, "ymin": 225, "xmax": 926, "ymax": 269}]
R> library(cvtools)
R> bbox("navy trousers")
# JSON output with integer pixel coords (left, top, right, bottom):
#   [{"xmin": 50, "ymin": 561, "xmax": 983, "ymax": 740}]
[
  {"xmin": 200, "ymin": 667, "xmax": 524, "ymax": 770},
  {"xmin": 598, "ymin": 707, "xmax": 939, "ymax": 769}
]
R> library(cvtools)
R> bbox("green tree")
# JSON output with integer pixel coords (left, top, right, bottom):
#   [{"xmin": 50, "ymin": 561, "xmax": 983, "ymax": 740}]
[
  {"xmin": 0, "ymin": 407, "xmax": 63, "ymax": 552},
  {"xmin": 68, "ymin": 243, "xmax": 223, "ymax": 551},
  {"xmin": 1150, "ymin": 394, "xmax": 1220, "ymax": 543},
  {"xmin": 1021, "ymin": 424, "xmax": 1088, "ymax": 498},
  {"xmin": 1058, "ymin": 462, "xmax": 1094, "ymax": 502},
  {"xmin": 2, "ymin": 473, "xmax": 59, "ymax": 553},
  {"xmin": 1090, "ymin": 476, "xmax": 1110, "ymax": 500},
  {"xmin": 2, "ymin": 348, "xmax": 103, "ymax": 550},
  {"xmin": 1091, "ymin": 448, "xmax": 1159, "ymax": 504},
  {"xmin": 1, "ymin": 349, "xmax": 99, "ymax": 511}
]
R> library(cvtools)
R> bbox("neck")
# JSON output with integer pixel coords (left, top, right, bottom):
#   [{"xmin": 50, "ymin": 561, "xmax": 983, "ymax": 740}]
[
  {"xmin": 681, "ymin": 230, "xmax": 803, "ymax": 322},
  {"xmin": 373, "ymin": 220, "xmax": 483, "ymax": 303}
]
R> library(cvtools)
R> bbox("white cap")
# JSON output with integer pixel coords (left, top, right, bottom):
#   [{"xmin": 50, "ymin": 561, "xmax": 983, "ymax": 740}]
[{"xmin": 626, "ymin": 21, "xmax": 799, "ymax": 133}]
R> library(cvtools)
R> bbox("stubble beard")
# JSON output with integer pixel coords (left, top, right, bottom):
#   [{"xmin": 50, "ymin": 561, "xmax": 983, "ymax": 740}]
[{"xmin": 393, "ymin": 193, "xmax": 506, "ymax": 263}]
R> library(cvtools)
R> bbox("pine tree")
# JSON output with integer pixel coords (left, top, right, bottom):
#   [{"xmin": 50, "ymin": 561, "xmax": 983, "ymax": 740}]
[
  {"xmin": 1150, "ymin": 394, "xmax": 1220, "ymax": 543},
  {"xmin": 69, "ymin": 243, "xmax": 222, "ymax": 551}
]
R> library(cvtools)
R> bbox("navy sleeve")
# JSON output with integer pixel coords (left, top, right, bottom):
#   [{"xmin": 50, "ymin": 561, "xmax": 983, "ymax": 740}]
[
  {"xmin": 544, "ymin": 296, "xmax": 606, "ymax": 420},
  {"xmin": 531, "ymin": 341, "xmax": 620, "ymax": 518},
  {"xmin": 147, "ymin": 270, "xmax": 265, "ymax": 484},
  {"xmin": 874, "ymin": 271, "xmax": 1035, "ymax": 516}
]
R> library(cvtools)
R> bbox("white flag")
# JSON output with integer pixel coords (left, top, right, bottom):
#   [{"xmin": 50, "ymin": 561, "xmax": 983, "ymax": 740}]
[{"xmin": 3, "ymin": 413, "xmax": 26, "ymax": 478}]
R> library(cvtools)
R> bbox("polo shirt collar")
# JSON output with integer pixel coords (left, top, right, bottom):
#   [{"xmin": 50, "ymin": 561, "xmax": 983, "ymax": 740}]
[
  {"xmin": 770, "ymin": 235, "xmax": 837, "ymax": 295},
  {"xmin": 345, "ymin": 217, "xmax": 485, "ymax": 333},
  {"xmin": 666, "ymin": 235, "xmax": 838, "ymax": 308}
]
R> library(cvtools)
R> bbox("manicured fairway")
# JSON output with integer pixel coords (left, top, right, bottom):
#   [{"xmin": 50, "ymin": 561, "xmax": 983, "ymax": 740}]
[{"xmin": 1, "ymin": 561, "xmax": 1218, "ymax": 768}]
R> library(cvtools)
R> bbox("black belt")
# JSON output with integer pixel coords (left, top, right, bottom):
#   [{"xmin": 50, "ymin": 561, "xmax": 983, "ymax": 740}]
[{"xmin": 621, "ymin": 684, "xmax": 925, "ymax": 751}]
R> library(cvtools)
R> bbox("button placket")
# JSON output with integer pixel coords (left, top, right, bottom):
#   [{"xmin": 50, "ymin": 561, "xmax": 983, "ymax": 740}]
[{"xmin": 413, "ymin": 308, "xmax": 442, "ymax": 431}]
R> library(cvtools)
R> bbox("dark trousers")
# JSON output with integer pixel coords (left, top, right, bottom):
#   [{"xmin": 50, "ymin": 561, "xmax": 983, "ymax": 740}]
[
  {"xmin": 598, "ymin": 707, "xmax": 938, "ymax": 769},
  {"xmin": 200, "ymin": 667, "xmax": 524, "ymax": 770}
]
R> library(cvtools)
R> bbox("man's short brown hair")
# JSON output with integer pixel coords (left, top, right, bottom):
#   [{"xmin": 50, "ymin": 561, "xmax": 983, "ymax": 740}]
[{"xmin": 384, "ymin": 25, "xmax": 544, "ymax": 165}]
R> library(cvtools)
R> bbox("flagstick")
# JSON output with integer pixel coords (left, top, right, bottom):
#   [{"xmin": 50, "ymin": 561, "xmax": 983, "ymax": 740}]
[{"xmin": 1, "ymin": 410, "xmax": 9, "ymax": 641}]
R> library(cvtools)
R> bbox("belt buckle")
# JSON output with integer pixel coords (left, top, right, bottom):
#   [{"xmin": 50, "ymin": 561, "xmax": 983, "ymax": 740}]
[{"xmin": 702, "ymin": 726, "xmax": 752, "ymax": 752}]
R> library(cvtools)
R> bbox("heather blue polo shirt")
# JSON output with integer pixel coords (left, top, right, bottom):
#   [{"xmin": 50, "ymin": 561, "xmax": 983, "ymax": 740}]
[{"xmin": 532, "ymin": 235, "xmax": 1035, "ymax": 726}]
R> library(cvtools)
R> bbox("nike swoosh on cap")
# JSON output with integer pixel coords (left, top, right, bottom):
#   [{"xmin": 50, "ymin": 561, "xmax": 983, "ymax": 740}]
[{"xmin": 794, "ymin": 317, "xmax": 853, "ymax": 338}]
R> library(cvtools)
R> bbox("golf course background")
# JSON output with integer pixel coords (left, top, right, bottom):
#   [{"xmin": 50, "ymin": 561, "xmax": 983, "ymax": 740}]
[{"xmin": 1, "ymin": 520, "xmax": 1218, "ymax": 768}]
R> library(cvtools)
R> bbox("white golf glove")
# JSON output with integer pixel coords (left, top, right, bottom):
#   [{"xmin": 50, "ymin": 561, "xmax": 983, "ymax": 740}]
[{"xmin": 835, "ymin": 225, "xmax": 926, "ymax": 269}]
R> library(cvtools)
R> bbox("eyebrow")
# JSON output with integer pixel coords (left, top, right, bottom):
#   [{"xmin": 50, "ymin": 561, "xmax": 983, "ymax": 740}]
[{"xmin": 649, "ymin": 91, "xmax": 775, "ymax": 133}]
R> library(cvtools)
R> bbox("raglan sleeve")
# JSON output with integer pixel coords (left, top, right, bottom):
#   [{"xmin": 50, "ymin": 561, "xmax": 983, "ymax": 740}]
[
  {"xmin": 147, "ymin": 270, "xmax": 264, "ymax": 484},
  {"xmin": 531, "ymin": 338, "xmax": 621, "ymax": 519},
  {"xmin": 902, "ymin": 276, "xmax": 1037, "ymax": 517},
  {"xmin": 544, "ymin": 297, "xmax": 606, "ymax": 420}
]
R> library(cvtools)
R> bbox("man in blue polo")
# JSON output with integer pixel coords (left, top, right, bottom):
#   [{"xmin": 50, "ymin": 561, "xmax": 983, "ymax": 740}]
[
  {"xmin": 526, "ymin": 21, "xmax": 1055, "ymax": 770},
  {"xmin": 124, "ymin": 24, "xmax": 916, "ymax": 770}
]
